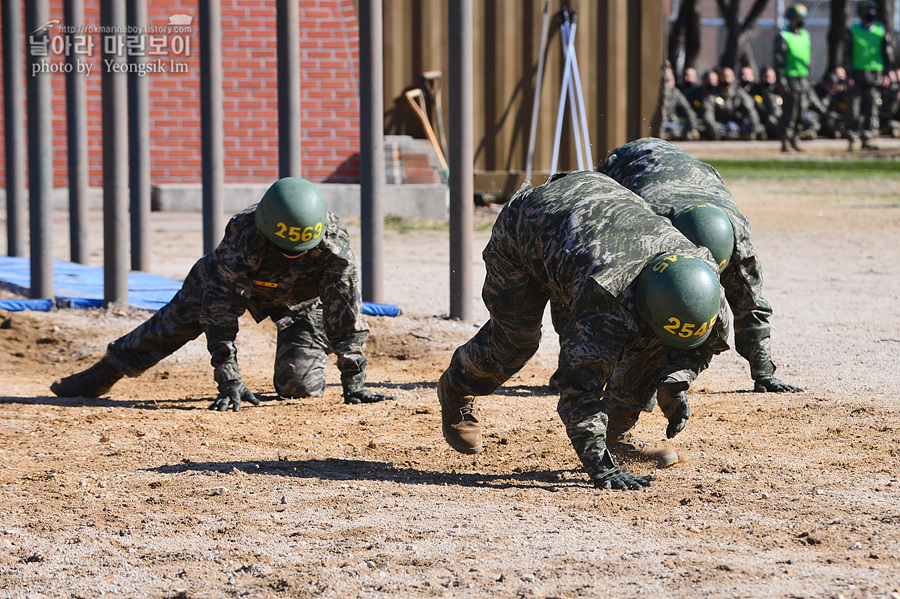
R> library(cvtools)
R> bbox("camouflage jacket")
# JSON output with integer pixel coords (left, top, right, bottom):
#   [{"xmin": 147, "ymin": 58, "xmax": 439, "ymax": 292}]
[
  {"xmin": 598, "ymin": 137, "xmax": 777, "ymax": 378},
  {"xmin": 664, "ymin": 85, "xmax": 699, "ymax": 129},
  {"xmin": 749, "ymin": 83, "xmax": 784, "ymax": 134},
  {"xmin": 201, "ymin": 206, "xmax": 369, "ymax": 391},
  {"xmin": 495, "ymin": 171, "xmax": 729, "ymax": 396},
  {"xmin": 702, "ymin": 85, "xmax": 763, "ymax": 134}
]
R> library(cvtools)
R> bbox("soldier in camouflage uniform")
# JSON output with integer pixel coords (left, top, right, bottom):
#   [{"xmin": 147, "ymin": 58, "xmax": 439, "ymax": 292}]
[
  {"xmin": 51, "ymin": 178, "xmax": 393, "ymax": 410},
  {"xmin": 843, "ymin": 0, "xmax": 895, "ymax": 150},
  {"xmin": 700, "ymin": 67, "xmax": 765, "ymax": 141},
  {"xmin": 599, "ymin": 137, "xmax": 804, "ymax": 399},
  {"xmin": 810, "ymin": 69, "xmax": 851, "ymax": 138},
  {"xmin": 437, "ymin": 171, "xmax": 729, "ymax": 490},
  {"xmin": 774, "ymin": 3, "xmax": 813, "ymax": 152},
  {"xmin": 749, "ymin": 66, "xmax": 784, "ymax": 141},
  {"xmin": 691, "ymin": 69, "xmax": 726, "ymax": 140},
  {"xmin": 661, "ymin": 66, "xmax": 700, "ymax": 141}
]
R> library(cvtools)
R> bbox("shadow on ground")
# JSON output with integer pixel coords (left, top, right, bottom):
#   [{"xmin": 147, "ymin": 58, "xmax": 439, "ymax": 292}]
[{"xmin": 148, "ymin": 457, "xmax": 587, "ymax": 490}]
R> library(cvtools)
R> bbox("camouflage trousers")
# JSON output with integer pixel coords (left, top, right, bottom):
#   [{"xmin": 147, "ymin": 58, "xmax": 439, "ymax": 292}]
[
  {"xmin": 443, "ymin": 246, "xmax": 546, "ymax": 397},
  {"xmin": 443, "ymin": 228, "xmax": 627, "ymax": 477},
  {"xmin": 780, "ymin": 77, "xmax": 811, "ymax": 143},
  {"xmin": 104, "ymin": 258, "xmax": 329, "ymax": 397},
  {"xmin": 845, "ymin": 70, "xmax": 883, "ymax": 142}
]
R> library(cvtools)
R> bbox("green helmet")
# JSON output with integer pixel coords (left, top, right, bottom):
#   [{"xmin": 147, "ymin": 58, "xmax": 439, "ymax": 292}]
[
  {"xmin": 671, "ymin": 204, "xmax": 735, "ymax": 273},
  {"xmin": 634, "ymin": 254, "xmax": 721, "ymax": 349},
  {"xmin": 858, "ymin": 0, "xmax": 877, "ymax": 16},
  {"xmin": 786, "ymin": 3, "xmax": 808, "ymax": 20},
  {"xmin": 255, "ymin": 177, "xmax": 327, "ymax": 253}
]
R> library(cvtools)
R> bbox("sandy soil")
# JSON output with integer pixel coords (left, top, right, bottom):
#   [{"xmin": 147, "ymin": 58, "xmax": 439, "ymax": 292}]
[{"xmin": 1, "ymin": 140, "xmax": 900, "ymax": 598}]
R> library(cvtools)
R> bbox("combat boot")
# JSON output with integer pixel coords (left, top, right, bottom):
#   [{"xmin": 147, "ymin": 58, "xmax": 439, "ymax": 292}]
[
  {"xmin": 606, "ymin": 410, "xmax": 678, "ymax": 468},
  {"xmin": 51, "ymin": 357, "xmax": 123, "ymax": 397},
  {"xmin": 437, "ymin": 372, "xmax": 482, "ymax": 454}
]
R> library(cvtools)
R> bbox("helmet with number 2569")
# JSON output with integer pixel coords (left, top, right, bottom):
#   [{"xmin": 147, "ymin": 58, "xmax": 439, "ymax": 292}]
[{"xmin": 255, "ymin": 177, "xmax": 327, "ymax": 254}]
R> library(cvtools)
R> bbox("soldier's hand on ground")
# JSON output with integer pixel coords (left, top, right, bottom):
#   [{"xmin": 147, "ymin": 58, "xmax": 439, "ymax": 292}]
[
  {"xmin": 657, "ymin": 379, "xmax": 690, "ymax": 439},
  {"xmin": 754, "ymin": 375, "xmax": 803, "ymax": 393},
  {"xmin": 591, "ymin": 448, "xmax": 653, "ymax": 490},
  {"xmin": 343, "ymin": 389, "xmax": 395, "ymax": 405},
  {"xmin": 210, "ymin": 381, "xmax": 260, "ymax": 412},
  {"xmin": 591, "ymin": 467, "xmax": 654, "ymax": 490}
]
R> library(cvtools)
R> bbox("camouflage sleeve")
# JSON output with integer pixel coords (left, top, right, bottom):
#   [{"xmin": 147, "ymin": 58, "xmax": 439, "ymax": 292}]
[
  {"xmin": 318, "ymin": 215, "xmax": 370, "ymax": 394},
  {"xmin": 200, "ymin": 210, "xmax": 265, "ymax": 385},
  {"xmin": 554, "ymin": 281, "xmax": 642, "ymax": 477},
  {"xmin": 699, "ymin": 94, "xmax": 720, "ymax": 136},
  {"xmin": 773, "ymin": 32, "xmax": 788, "ymax": 88},
  {"xmin": 884, "ymin": 25, "xmax": 897, "ymax": 70},
  {"xmin": 740, "ymin": 90, "xmax": 763, "ymax": 130},
  {"xmin": 808, "ymin": 86, "xmax": 828, "ymax": 113},
  {"xmin": 720, "ymin": 233, "xmax": 775, "ymax": 379}
]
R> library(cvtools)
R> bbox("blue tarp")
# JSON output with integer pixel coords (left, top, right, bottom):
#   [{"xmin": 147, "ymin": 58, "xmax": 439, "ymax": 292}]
[
  {"xmin": 0, "ymin": 256, "xmax": 181, "ymax": 311},
  {"xmin": 0, "ymin": 298, "xmax": 55, "ymax": 312},
  {"xmin": 0, "ymin": 255, "xmax": 400, "ymax": 316}
]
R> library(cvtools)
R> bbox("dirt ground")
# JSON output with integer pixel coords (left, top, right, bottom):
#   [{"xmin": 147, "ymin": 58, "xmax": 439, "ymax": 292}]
[{"xmin": 1, "ymin": 140, "xmax": 900, "ymax": 598}]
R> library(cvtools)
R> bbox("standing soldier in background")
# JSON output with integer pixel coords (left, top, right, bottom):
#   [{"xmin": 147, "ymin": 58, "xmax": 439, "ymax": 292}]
[
  {"xmin": 437, "ymin": 171, "xmax": 730, "ymax": 489},
  {"xmin": 844, "ymin": 0, "xmax": 895, "ymax": 150},
  {"xmin": 774, "ymin": 3, "xmax": 812, "ymax": 153},
  {"xmin": 51, "ymin": 178, "xmax": 394, "ymax": 410},
  {"xmin": 598, "ymin": 138, "xmax": 803, "ymax": 463}
]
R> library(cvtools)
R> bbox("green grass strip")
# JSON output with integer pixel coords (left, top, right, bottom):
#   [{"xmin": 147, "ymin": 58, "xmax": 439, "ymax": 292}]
[{"xmin": 706, "ymin": 158, "xmax": 900, "ymax": 179}]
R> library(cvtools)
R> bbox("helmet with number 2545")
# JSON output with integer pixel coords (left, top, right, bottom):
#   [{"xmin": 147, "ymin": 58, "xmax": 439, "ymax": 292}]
[
  {"xmin": 634, "ymin": 254, "xmax": 721, "ymax": 349},
  {"xmin": 255, "ymin": 177, "xmax": 327, "ymax": 254}
]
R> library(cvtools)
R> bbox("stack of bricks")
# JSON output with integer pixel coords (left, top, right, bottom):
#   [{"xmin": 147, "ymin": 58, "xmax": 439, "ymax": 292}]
[{"xmin": 384, "ymin": 136, "xmax": 444, "ymax": 185}]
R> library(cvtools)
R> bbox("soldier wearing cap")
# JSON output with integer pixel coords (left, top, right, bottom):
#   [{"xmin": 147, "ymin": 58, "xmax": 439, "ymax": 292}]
[
  {"xmin": 774, "ymin": 3, "xmax": 813, "ymax": 152},
  {"xmin": 844, "ymin": 0, "xmax": 896, "ymax": 150}
]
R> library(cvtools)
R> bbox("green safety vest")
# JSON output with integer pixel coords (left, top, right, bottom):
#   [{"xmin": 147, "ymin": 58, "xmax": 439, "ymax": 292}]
[
  {"xmin": 851, "ymin": 22, "xmax": 886, "ymax": 71},
  {"xmin": 780, "ymin": 29, "xmax": 811, "ymax": 77}
]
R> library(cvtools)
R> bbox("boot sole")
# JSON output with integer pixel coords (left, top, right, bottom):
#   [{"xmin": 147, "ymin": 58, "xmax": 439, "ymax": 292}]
[
  {"xmin": 50, "ymin": 381, "xmax": 115, "ymax": 398},
  {"xmin": 441, "ymin": 423, "xmax": 483, "ymax": 454}
]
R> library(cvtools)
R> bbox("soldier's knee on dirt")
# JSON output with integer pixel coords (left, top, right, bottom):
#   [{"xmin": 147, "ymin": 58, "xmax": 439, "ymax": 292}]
[
  {"xmin": 274, "ymin": 371, "xmax": 326, "ymax": 399},
  {"xmin": 274, "ymin": 343, "xmax": 328, "ymax": 398}
]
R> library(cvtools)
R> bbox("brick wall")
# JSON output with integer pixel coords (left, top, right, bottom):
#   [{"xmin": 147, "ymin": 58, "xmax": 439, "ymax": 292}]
[{"xmin": 0, "ymin": 0, "xmax": 362, "ymax": 189}]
